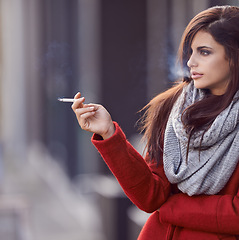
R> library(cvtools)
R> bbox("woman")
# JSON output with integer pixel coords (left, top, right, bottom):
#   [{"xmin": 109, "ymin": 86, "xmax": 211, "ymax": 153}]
[{"xmin": 72, "ymin": 5, "xmax": 239, "ymax": 239}]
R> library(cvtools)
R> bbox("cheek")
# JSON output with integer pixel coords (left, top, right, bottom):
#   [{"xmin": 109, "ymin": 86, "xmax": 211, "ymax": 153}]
[
  {"xmin": 207, "ymin": 58, "xmax": 230, "ymax": 79},
  {"xmin": 217, "ymin": 62, "xmax": 230, "ymax": 79}
]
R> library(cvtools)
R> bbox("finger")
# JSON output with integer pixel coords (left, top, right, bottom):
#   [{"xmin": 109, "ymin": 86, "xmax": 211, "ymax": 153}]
[
  {"xmin": 75, "ymin": 106, "xmax": 95, "ymax": 116},
  {"xmin": 83, "ymin": 103, "xmax": 97, "ymax": 109},
  {"xmin": 74, "ymin": 92, "xmax": 81, "ymax": 99},
  {"xmin": 84, "ymin": 103, "xmax": 101, "ymax": 111},
  {"xmin": 80, "ymin": 111, "xmax": 96, "ymax": 122},
  {"xmin": 72, "ymin": 97, "xmax": 85, "ymax": 111}
]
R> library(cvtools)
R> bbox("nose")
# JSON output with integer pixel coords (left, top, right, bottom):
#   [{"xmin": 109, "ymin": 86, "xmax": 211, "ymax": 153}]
[{"xmin": 187, "ymin": 54, "xmax": 198, "ymax": 68}]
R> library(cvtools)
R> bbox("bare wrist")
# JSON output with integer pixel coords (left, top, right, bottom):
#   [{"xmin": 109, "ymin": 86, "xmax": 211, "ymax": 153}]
[{"xmin": 102, "ymin": 123, "xmax": 115, "ymax": 140}]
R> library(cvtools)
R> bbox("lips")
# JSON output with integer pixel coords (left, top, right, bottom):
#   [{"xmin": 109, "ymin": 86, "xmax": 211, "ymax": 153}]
[{"xmin": 191, "ymin": 71, "xmax": 203, "ymax": 79}]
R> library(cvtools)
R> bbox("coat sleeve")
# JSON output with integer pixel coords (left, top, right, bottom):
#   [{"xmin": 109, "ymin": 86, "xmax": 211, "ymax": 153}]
[
  {"xmin": 159, "ymin": 190, "xmax": 239, "ymax": 234},
  {"xmin": 91, "ymin": 122, "xmax": 171, "ymax": 213}
]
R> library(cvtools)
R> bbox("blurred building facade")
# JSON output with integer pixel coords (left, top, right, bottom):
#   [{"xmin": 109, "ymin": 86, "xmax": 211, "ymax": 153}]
[
  {"xmin": 0, "ymin": 0, "xmax": 238, "ymax": 240},
  {"xmin": 0, "ymin": 0, "xmax": 238, "ymax": 178}
]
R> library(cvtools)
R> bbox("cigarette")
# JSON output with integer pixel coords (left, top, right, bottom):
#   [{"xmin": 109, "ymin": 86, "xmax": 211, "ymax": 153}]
[{"xmin": 58, "ymin": 98, "xmax": 76, "ymax": 103}]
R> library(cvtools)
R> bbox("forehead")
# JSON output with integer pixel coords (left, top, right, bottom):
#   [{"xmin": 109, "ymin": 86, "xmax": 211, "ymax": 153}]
[{"xmin": 191, "ymin": 30, "xmax": 222, "ymax": 49}]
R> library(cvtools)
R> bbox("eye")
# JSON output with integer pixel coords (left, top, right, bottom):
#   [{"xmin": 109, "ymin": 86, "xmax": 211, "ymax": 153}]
[{"xmin": 200, "ymin": 49, "xmax": 211, "ymax": 56}]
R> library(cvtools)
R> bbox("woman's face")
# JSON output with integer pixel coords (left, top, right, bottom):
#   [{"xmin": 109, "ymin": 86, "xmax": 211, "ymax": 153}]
[{"xmin": 187, "ymin": 30, "xmax": 231, "ymax": 95}]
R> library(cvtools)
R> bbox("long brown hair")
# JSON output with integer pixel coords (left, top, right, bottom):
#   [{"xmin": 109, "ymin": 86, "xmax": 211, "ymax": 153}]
[{"xmin": 141, "ymin": 5, "xmax": 239, "ymax": 164}]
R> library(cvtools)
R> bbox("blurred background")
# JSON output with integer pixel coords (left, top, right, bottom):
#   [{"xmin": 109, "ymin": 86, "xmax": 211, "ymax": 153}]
[{"xmin": 0, "ymin": 0, "xmax": 238, "ymax": 239}]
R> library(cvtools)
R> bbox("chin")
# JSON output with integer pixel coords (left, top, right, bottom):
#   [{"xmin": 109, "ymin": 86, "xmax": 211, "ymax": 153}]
[
  {"xmin": 193, "ymin": 80, "xmax": 207, "ymax": 89},
  {"xmin": 193, "ymin": 83, "xmax": 205, "ymax": 90}
]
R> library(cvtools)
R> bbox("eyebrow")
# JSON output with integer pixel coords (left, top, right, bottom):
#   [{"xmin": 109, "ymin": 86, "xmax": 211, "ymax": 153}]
[{"xmin": 196, "ymin": 46, "xmax": 213, "ymax": 50}]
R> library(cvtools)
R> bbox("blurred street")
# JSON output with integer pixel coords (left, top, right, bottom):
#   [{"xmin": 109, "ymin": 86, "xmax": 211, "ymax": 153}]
[{"xmin": 0, "ymin": 143, "xmax": 105, "ymax": 240}]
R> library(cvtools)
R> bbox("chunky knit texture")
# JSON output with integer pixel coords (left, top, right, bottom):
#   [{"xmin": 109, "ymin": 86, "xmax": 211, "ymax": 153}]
[{"xmin": 163, "ymin": 82, "xmax": 239, "ymax": 196}]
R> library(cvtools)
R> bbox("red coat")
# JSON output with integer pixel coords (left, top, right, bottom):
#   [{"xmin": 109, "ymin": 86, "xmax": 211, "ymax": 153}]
[{"xmin": 92, "ymin": 122, "xmax": 239, "ymax": 240}]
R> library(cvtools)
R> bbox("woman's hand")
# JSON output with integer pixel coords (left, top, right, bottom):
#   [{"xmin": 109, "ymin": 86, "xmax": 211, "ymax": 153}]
[{"xmin": 71, "ymin": 92, "xmax": 115, "ymax": 139}]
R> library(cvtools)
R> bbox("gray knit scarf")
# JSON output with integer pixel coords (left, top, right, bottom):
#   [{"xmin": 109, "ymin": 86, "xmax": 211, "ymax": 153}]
[{"xmin": 163, "ymin": 82, "xmax": 239, "ymax": 196}]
